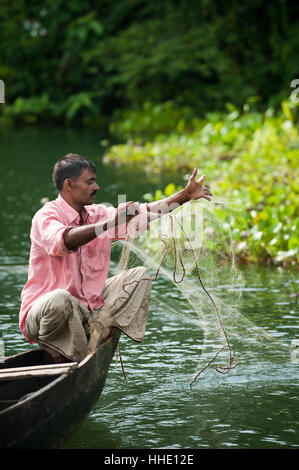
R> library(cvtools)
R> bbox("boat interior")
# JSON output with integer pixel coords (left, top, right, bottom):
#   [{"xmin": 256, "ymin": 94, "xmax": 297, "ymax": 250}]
[{"xmin": 0, "ymin": 349, "xmax": 61, "ymax": 413}]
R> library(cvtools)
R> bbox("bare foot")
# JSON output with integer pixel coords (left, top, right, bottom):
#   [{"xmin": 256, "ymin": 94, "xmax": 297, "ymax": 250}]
[{"xmin": 39, "ymin": 342, "xmax": 70, "ymax": 363}]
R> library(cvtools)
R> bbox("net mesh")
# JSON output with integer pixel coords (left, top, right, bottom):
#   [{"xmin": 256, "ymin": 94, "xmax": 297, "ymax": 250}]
[{"xmin": 115, "ymin": 199, "xmax": 291, "ymax": 385}]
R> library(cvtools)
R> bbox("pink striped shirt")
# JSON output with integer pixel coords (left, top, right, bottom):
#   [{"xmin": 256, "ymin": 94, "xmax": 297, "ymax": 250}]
[{"xmin": 19, "ymin": 194, "xmax": 148, "ymax": 342}]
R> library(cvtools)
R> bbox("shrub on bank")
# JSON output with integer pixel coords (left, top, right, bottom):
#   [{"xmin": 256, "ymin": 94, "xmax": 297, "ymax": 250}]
[{"xmin": 103, "ymin": 100, "xmax": 299, "ymax": 266}]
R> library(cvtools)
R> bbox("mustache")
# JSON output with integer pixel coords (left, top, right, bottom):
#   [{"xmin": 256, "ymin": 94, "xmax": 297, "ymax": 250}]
[{"xmin": 90, "ymin": 190, "xmax": 98, "ymax": 197}]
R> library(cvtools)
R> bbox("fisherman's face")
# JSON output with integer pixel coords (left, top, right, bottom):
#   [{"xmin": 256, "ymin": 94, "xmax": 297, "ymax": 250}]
[{"xmin": 69, "ymin": 168, "xmax": 100, "ymax": 206}]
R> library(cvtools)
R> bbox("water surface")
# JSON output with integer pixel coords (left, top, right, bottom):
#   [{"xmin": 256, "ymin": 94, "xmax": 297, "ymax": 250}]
[{"xmin": 0, "ymin": 128, "xmax": 298, "ymax": 449}]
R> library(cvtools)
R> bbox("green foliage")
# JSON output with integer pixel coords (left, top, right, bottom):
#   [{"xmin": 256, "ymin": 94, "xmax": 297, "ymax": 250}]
[
  {"xmin": 143, "ymin": 182, "xmax": 183, "ymax": 203},
  {"xmin": 2, "ymin": 94, "xmax": 53, "ymax": 125},
  {"xmin": 105, "ymin": 100, "xmax": 299, "ymax": 266},
  {"xmin": 0, "ymin": 1, "xmax": 298, "ymax": 266},
  {"xmin": 109, "ymin": 101, "xmax": 194, "ymax": 139},
  {"xmin": 0, "ymin": 1, "xmax": 299, "ymax": 127}
]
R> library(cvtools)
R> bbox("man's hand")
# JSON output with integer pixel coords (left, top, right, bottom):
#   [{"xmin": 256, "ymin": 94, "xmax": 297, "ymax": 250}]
[
  {"xmin": 147, "ymin": 168, "xmax": 212, "ymax": 217},
  {"xmin": 184, "ymin": 168, "xmax": 212, "ymax": 201},
  {"xmin": 115, "ymin": 201, "xmax": 140, "ymax": 226},
  {"xmin": 64, "ymin": 201, "xmax": 141, "ymax": 249}
]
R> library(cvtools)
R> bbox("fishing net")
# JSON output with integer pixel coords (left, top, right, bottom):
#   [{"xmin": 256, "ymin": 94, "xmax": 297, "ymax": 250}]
[{"xmin": 115, "ymin": 199, "xmax": 292, "ymax": 385}]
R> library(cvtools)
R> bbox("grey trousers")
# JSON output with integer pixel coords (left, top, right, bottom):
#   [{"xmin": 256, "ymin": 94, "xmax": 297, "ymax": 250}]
[{"xmin": 25, "ymin": 267, "xmax": 152, "ymax": 362}]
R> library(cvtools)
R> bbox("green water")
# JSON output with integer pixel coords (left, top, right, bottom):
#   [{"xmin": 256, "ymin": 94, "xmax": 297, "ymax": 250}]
[{"xmin": 0, "ymin": 128, "xmax": 298, "ymax": 449}]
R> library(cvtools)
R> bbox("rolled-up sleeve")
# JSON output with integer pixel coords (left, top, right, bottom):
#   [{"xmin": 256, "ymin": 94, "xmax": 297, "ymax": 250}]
[{"xmin": 31, "ymin": 212, "xmax": 74, "ymax": 256}]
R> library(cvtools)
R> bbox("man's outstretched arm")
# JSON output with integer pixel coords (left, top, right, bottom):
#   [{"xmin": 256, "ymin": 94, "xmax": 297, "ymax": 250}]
[{"xmin": 64, "ymin": 169, "xmax": 212, "ymax": 249}]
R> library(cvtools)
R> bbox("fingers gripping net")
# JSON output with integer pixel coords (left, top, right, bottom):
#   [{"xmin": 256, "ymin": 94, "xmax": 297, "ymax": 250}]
[{"xmin": 116, "ymin": 200, "xmax": 246, "ymax": 385}]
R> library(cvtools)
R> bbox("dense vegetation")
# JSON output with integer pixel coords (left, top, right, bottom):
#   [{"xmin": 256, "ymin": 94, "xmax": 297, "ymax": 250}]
[
  {"xmin": 0, "ymin": 1, "xmax": 298, "ymax": 267},
  {"xmin": 0, "ymin": 1, "xmax": 299, "ymax": 127},
  {"xmin": 104, "ymin": 100, "xmax": 299, "ymax": 267}
]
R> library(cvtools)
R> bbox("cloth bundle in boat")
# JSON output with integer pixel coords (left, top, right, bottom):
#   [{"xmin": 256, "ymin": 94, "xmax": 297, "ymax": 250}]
[
  {"xmin": 25, "ymin": 266, "xmax": 152, "ymax": 362},
  {"xmin": 89, "ymin": 266, "xmax": 151, "ymax": 348}
]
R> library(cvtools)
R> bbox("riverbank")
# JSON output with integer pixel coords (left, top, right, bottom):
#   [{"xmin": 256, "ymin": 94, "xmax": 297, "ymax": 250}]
[{"xmin": 103, "ymin": 101, "xmax": 299, "ymax": 268}]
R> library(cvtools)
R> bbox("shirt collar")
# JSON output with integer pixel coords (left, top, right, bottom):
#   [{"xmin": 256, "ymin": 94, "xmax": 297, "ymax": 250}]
[{"xmin": 56, "ymin": 194, "xmax": 89, "ymax": 225}]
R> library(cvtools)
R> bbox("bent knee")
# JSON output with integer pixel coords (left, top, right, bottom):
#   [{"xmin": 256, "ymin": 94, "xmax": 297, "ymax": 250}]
[
  {"xmin": 51, "ymin": 288, "xmax": 70, "ymax": 299},
  {"xmin": 44, "ymin": 289, "xmax": 73, "ymax": 313}
]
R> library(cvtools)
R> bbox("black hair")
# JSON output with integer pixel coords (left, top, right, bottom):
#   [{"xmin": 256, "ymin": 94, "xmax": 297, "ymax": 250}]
[{"xmin": 52, "ymin": 153, "xmax": 96, "ymax": 191}]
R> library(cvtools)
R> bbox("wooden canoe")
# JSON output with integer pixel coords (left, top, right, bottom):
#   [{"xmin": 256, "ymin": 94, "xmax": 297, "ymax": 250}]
[{"xmin": 0, "ymin": 330, "xmax": 121, "ymax": 448}]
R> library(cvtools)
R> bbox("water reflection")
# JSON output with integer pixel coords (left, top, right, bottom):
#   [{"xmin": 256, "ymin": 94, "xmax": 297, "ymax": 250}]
[{"xmin": 0, "ymin": 251, "xmax": 298, "ymax": 448}]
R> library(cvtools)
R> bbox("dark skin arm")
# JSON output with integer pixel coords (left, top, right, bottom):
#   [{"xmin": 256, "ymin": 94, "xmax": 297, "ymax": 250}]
[
  {"xmin": 64, "ymin": 202, "xmax": 137, "ymax": 250},
  {"xmin": 64, "ymin": 169, "xmax": 212, "ymax": 250}
]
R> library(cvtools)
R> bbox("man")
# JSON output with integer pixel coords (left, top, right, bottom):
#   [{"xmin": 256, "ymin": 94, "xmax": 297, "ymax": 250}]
[{"xmin": 19, "ymin": 154, "xmax": 212, "ymax": 363}]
